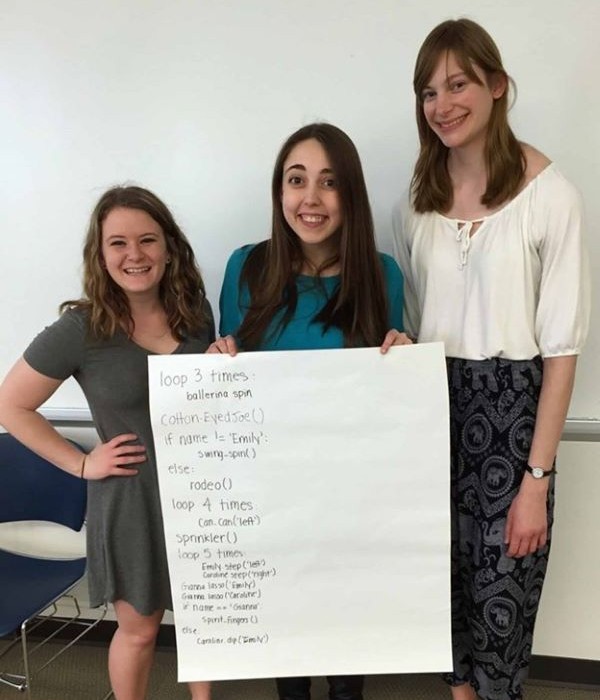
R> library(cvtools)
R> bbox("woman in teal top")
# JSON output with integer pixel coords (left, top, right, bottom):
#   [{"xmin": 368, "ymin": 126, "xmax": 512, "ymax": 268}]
[
  {"xmin": 212, "ymin": 123, "xmax": 410, "ymax": 700},
  {"xmin": 220, "ymin": 243, "xmax": 404, "ymax": 349}
]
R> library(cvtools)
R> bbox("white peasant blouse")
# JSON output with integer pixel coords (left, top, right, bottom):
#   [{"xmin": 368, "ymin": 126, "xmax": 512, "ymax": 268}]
[{"xmin": 392, "ymin": 164, "xmax": 590, "ymax": 360}]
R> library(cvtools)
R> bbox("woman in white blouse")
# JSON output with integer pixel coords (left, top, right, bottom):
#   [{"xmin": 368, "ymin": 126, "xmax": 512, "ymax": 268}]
[{"xmin": 393, "ymin": 18, "xmax": 589, "ymax": 700}]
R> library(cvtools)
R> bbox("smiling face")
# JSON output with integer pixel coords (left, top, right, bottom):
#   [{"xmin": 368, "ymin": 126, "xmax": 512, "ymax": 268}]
[
  {"xmin": 281, "ymin": 138, "xmax": 343, "ymax": 265},
  {"xmin": 421, "ymin": 51, "xmax": 506, "ymax": 153},
  {"xmin": 101, "ymin": 206, "xmax": 169, "ymax": 301}
]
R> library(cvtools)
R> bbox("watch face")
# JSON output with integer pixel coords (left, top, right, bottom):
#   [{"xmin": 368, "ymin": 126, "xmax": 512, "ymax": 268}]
[{"xmin": 532, "ymin": 467, "xmax": 545, "ymax": 479}]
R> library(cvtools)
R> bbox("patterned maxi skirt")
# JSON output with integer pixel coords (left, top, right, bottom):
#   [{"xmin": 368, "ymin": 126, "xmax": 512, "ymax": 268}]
[{"xmin": 443, "ymin": 357, "xmax": 555, "ymax": 700}]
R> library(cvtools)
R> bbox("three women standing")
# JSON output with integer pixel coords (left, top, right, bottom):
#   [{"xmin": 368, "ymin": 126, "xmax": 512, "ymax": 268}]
[
  {"xmin": 393, "ymin": 18, "xmax": 589, "ymax": 700},
  {"xmin": 0, "ymin": 18, "xmax": 590, "ymax": 700}
]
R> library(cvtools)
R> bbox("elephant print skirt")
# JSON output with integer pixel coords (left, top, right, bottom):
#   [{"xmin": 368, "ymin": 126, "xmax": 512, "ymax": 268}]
[{"xmin": 443, "ymin": 356, "xmax": 554, "ymax": 700}]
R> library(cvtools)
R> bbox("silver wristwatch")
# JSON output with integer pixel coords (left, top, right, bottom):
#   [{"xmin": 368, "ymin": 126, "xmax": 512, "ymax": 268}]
[{"xmin": 525, "ymin": 465, "xmax": 556, "ymax": 479}]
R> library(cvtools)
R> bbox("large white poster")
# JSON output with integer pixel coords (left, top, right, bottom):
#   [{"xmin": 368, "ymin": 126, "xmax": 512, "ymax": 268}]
[{"xmin": 148, "ymin": 343, "xmax": 451, "ymax": 682}]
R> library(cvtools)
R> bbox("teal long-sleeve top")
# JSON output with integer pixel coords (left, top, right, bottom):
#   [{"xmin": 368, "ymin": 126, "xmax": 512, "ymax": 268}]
[{"xmin": 219, "ymin": 244, "xmax": 404, "ymax": 351}]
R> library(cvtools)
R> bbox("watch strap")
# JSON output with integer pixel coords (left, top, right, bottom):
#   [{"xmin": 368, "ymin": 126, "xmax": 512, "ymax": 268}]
[{"xmin": 525, "ymin": 465, "xmax": 556, "ymax": 478}]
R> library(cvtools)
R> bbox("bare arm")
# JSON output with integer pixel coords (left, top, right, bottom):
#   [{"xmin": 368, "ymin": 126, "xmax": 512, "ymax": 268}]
[
  {"xmin": 505, "ymin": 355, "xmax": 577, "ymax": 557},
  {"xmin": 0, "ymin": 358, "xmax": 145, "ymax": 479}
]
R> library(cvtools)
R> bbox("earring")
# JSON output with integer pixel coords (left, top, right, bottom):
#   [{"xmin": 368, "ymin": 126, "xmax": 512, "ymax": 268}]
[{"xmin": 166, "ymin": 257, "xmax": 172, "ymax": 264}]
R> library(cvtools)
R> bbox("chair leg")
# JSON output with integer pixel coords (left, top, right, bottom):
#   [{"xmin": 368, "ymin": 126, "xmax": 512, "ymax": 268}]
[
  {"xmin": 0, "ymin": 632, "xmax": 26, "ymax": 692},
  {"xmin": 0, "ymin": 671, "xmax": 27, "ymax": 693},
  {"xmin": 20, "ymin": 620, "xmax": 32, "ymax": 700},
  {"xmin": 1, "ymin": 602, "xmax": 109, "ymax": 699}
]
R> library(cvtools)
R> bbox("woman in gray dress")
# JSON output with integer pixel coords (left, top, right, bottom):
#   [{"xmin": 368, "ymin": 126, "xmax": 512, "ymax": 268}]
[{"xmin": 0, "ymin": 186, "xmax": 215, "ymax": 700}]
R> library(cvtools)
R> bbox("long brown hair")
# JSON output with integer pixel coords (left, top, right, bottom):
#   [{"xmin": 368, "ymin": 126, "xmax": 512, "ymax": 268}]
[
  {"xmin": 237, "ymin": 123, "xmax": 389, "ymax": 349},
  {"xmin": 411, "ymin": 18, "xmax": 525, "ymax": 213},
  {"xmin": 61, "ymin": 185, "xmax": 209, "ymax": 340}
]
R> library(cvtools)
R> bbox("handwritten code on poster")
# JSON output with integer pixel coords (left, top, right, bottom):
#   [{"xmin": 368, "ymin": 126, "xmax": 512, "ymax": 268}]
[{"xmin": 149, "ymin": 343, "xmax": 451, "ymax": 681}]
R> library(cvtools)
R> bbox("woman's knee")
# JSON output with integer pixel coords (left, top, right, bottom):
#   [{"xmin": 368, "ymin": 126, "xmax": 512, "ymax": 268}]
[{"xmin": 113, "ymin": 600, "xmax": 163, "ymax": 647}]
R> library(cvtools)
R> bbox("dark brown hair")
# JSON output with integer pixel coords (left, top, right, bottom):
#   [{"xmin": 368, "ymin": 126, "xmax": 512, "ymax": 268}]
[
  {"xmin": 61, "ymin": 185, "xmax": 209, "ymax": 339},
  {"xmin": 237, "ymin": 123, "xmax": 389, "ymax": 349},
  {"xmin": 411, "ymin": 18, "xmax": 525, "ymax": 213}
]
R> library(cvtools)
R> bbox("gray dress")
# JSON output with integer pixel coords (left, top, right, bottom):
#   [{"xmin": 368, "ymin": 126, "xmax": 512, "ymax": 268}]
[{"xmin": 24, "ymin": 306, "xmax": 215, "ymax": 615}]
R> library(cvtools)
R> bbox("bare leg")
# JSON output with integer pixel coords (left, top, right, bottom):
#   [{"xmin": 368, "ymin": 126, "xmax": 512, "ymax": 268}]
[
  {"xmin": 451, "ymin": 683, "xmax": 477, "ymax": 700},
  {"xmin": 109, "ymin": 600, "xmax": 163, "ymax": 700},
  {"xmin": 188, "ymin": 681, "xmax": 211, "ymax": 699}
]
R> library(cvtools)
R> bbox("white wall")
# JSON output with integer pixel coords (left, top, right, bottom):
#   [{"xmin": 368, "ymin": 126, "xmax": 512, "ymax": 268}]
[
  {"xmin": 534, "ymin": 441, "xmax": 600, "ymax": 660},
  {"xmin": 1, "ymin": 0, "xmax": 599, "ymax": 419}
]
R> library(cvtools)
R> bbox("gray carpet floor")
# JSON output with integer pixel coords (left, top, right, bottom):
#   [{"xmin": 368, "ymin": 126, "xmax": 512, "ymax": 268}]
[{"xmin": 1, "ymin": 640, "xmax": 599, "ymax": 699}]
